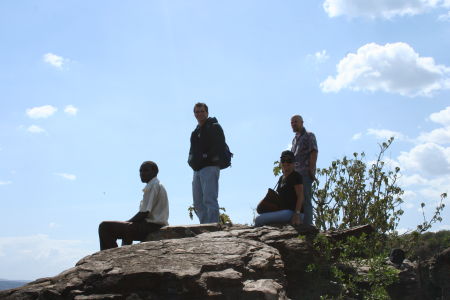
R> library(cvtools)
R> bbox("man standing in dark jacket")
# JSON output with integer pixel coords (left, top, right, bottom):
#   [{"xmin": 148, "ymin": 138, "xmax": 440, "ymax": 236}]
[{"xmin": 188, "ymin": 102, "xmax": 226, "ymax": 224}]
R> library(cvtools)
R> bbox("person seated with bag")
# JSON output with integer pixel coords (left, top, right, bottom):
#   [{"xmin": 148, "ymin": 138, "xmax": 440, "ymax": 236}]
[{"xmin": 255, "ymin": 150, "xmax": 304, "ymax": 226}]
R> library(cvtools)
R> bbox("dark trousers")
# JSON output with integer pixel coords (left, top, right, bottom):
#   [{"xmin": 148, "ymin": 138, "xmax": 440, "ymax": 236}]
[{"xmin": 98, "ymin": 221, "xmax": 162, "ymax": 250}]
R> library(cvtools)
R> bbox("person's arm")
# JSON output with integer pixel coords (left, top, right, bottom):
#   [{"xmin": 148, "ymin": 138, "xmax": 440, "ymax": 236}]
[
  {"xmin": 208, "ymin": 124, "xmax": 225, "ymax": 164},
  {"xmin": 291, "ymin": 184, "xmax": 304, "ymax": 225},
  {"xmin": 309, "ymin": 150, "xmax": 318, "ymax": 179},
  {"xmin": 128, "ymin": 211, "xmax": 148, "ymax": 223}
]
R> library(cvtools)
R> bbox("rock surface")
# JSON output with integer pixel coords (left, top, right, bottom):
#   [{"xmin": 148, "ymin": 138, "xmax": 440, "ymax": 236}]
[
  {"xmin": 1, "ymin": 224, "xmax": 448, "ymax": 300},
  {"xmin": 144, "ymin": 223, "xmax": 223, "ymax": 242},
  {"xmin": 0, "ymin": 224, "xmax": 317, "ymax": 300}
]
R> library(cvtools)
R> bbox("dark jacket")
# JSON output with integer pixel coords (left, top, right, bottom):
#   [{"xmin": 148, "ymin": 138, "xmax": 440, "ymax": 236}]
[{"xmin": 188, "ymin": 117, "xmax": 226, "ymax": 171}]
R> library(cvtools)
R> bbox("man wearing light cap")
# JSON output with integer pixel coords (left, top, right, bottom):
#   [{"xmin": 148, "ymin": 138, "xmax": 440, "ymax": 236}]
[{"xmin": 290, "ymin": 115, "xmax": 318, "ymax": 225}]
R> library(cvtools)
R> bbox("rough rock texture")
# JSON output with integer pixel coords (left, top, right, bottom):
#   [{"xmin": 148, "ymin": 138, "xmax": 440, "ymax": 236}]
[
  {"xmin": 0, "ymin": 236, "xmax": 286, "ymax": 299},
  {"xmin": 0, "ymin": 225, "xmax": 318, "ymax": 300},
  {"xmin": 428, "ymin": 247, "xmax": 450, "ymax": 298},
  {"xmin": 385, "ymin": 259, "xmax": 423, "ymax": 300},
  {"xmin": 385, "ymin": 247, "xmax": 450, "ymax": 300},
  {"xmin": 144, "ymin": 223, "xmax": 223, "ymax": 242},
  {"xmin": 415, "ymin": 246, "xmax": 450, "ymax": 300},
  {"xmin": 1, "ymin": 224, "xmax": 448, "ymax": 300}
]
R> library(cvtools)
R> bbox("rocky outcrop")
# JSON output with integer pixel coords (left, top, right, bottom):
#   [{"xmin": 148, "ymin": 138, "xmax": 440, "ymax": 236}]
[
  {"xmin": 144, "ymin": 223, "xmax": 224, "ymax": 241},
  {"xmin": 1, "ymin": 224, "xmax": 448, "ymax": 300},
  {"xmin": 1, "ymin": 235, "xmax": 286, "ymax": 299}
]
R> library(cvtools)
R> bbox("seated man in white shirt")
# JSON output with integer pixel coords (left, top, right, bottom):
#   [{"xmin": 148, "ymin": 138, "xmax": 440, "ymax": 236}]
[{"xmin": 98, "ymin": 161, "xmax": 169, "ymax": 250}]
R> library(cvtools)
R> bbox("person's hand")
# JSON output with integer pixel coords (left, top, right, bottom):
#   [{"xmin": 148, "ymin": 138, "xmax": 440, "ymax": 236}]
[{"xmin": 291, "ymin": 213, "xmax": 302, "ymax": 225}]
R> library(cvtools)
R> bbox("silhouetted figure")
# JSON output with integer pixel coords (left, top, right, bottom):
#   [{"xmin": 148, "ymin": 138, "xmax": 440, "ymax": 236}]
[
  {"xmin": 389, "ymin": 248, "xmax": 405, "ymax": 265},
  {"xmin": 255, "ymin": 150, "xmax": 304, "ymax": 226},
  {"xmin": 188, "ymin": 102, "xmax": 227, "ymax": 224},
  {"xmin": 291, "ymin": 115, "xmax": 318, "ymax": 225},
  {"xmin": 98, "ymin": 161, "xmax": 169, "ymax": 250}
]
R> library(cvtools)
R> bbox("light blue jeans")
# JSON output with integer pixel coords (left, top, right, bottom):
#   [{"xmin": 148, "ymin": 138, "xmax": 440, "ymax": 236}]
[
  {"xmin": 302, "ymin": 174, "xmax": 313, "ymax": 225},
  {"xmin": 254, "ymin": 210, "xmax": 304, "ymax": 227},
  {"xmin": 192, "ymin": 166, "xmax": 220, "ymax": 224}
]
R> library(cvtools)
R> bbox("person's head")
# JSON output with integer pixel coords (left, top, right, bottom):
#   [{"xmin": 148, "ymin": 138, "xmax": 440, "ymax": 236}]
[
  {"xmin": 291, "ymin": 115, "xmax": 304, "ymax": 133},
  {"xmin": 194, "ymin": 102, "xmax": 209, "ymax": 126},
  {"xmin": 280, "ymin": 150, "xmax": 295, "ymax": 175},
  {"xmin": 140, "ymin": 161, "xmax": 159, "ymax": 183}
]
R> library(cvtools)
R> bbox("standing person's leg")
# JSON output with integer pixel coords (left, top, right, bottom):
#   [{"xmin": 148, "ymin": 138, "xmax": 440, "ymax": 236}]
[
  {"xmin": 200, "ymin": 166, "xmax": 220, "ymax": 223},
  {"xmin": 254, "ymin": 210, "xmax": 297, "ymax": 227},
  {"xmin": 98, "ymin": 221, "xmax": 144, "ymax": 250},
  {"xmin": 302, "ymin": 175, "xmax": 313, "ymax": 225},
  {"xmin": 192, "ymin": 170, "xmax": 206, "ymax": 223}
]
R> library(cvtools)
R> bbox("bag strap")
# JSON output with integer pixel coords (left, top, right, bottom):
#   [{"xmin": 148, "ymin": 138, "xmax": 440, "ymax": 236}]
[{"xmin": 273, "ymin": 179, "xmax": 279, "ymax": 190}]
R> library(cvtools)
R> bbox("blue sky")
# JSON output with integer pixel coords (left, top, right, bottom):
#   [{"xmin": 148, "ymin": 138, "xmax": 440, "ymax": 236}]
[{"xmin": 1, "ymin": 0, "xmax": 450, "ymax": 280}]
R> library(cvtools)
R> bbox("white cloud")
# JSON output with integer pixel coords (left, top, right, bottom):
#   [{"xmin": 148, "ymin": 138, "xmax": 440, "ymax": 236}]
[
  {"xmin": 26, "ymin": 105, "xmax": 57, "ymax": 119},
  {"xmin": 367, "ymin": 128, "xmax": 407, "ymax": 141},
  {"xmin": 0, "ymin": 235, "xmax": 91, "ymax": 280},
  {"xmin": 309, "ymin": 50, "xmax": 330, "ymax": 63},
  {"xmin": 429, "ymin": 106, "xmax": 450, "ymax": 126},
  {"xmin": 352, "ymin": 132, "xmax": 363, "ymax": 140},
  {"xmin": 418, "ymin": 127, "xmax": 450, "ymax": 144},
  {"xmin": 55, "ymin": 173, "xmax": 76, "ymax": 180},
  {"xmin": 398, "ymin": 142, "xmax": 450, "ymax": 175},
  {"xmin": 417, "ymin": 106, "xmax": 450, "ymax": 144},
  {"xmin": 404, "ymin": 202, "xmax": 415, "ymax": 209},
  {"xmin": 323, "ymin": 0, "xmax": 441, "ymax": 19},
  {"xmin": 383, "ymin": 157, "xmax": 401, "ymax": 170},
  {"xmin": 27, "ymin": 125, "xmax": 46, "ymax": 134},
  {"xmin": 402, "ymin": 190, "xmax": 418, "ymax": 203},
  {"xmin": 64, "ymin": 105, "xmax": 78, "ymax": 116},
  {"xmin": 43, "ymin": 53, "xmax": 65, "ymax": 68},
  {"xmin": 418, "ymin": 188, "xmax": 447, "ymax": 203},
  {"xmin": 320, "ymin": 42, "xmax": 450, "ymax": 97},
  {"xmin": 0, "ymin": 181, "xmax": 12, "ymax": 186},
  {"xmin": 438, "ymin": 10, "xmax": 450, "ymax": 20},
  {"xmin": 399, "ymin": 174, "xmax": 429, "ymax": 186}
]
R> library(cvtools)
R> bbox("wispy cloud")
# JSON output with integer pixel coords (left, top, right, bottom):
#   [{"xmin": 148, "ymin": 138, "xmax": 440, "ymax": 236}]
[
  {"xmin": 0, "ymin": 181, "xmax": 12, "ymax": 186},
  {"xmin": 64, "ymin": 105, "xmax": 78, "ymax": 116},
  {"xmin": 27, "ymin": 125, "xmax": 46, "ymax": 134},
  {"xmin": 323, "ymin": 0, "xmax": 445, "ymax": 19},
  {"xmin": 55, "ymin": 173, "xmax": 77, "ymax": 181},
  {"xmin": 438, "ymin": 11, "xmax": 450, "ymax": 21},
  {"xmin": 26, "ymin": 105, "xmax": 57, "ymax": 119},
  {"xmin": 43, "ymin": 53, "xmax": 65, "ymax": 68},
  {"xmin": 308, "ymin": 50, "xmax": 330, "ymax": 63},
  {"xmin": 321, "ymin": 42, "xmax": 450, "ymax": 97},
  {"xmin": 352, "ymin": 132, "xmax": 363, "ymax": 140},
  {"xmin": 367, "ymin": 128, "xmax": 407, "ymax": 141}
]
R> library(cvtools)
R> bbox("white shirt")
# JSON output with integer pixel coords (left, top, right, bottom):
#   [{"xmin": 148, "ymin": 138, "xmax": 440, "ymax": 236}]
[{"xmin": 139, "ymin": 177, "xmax": 169, "ymax": 226}]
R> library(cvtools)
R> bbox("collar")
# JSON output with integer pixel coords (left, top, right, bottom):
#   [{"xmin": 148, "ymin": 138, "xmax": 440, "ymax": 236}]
[
  {"xmin": 295, "ymin": 127, "xmax": 306, "ymax": 137},
  {"xmin": 143, "ymin": 177, "xmax": 159, "ymax": 193}
]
